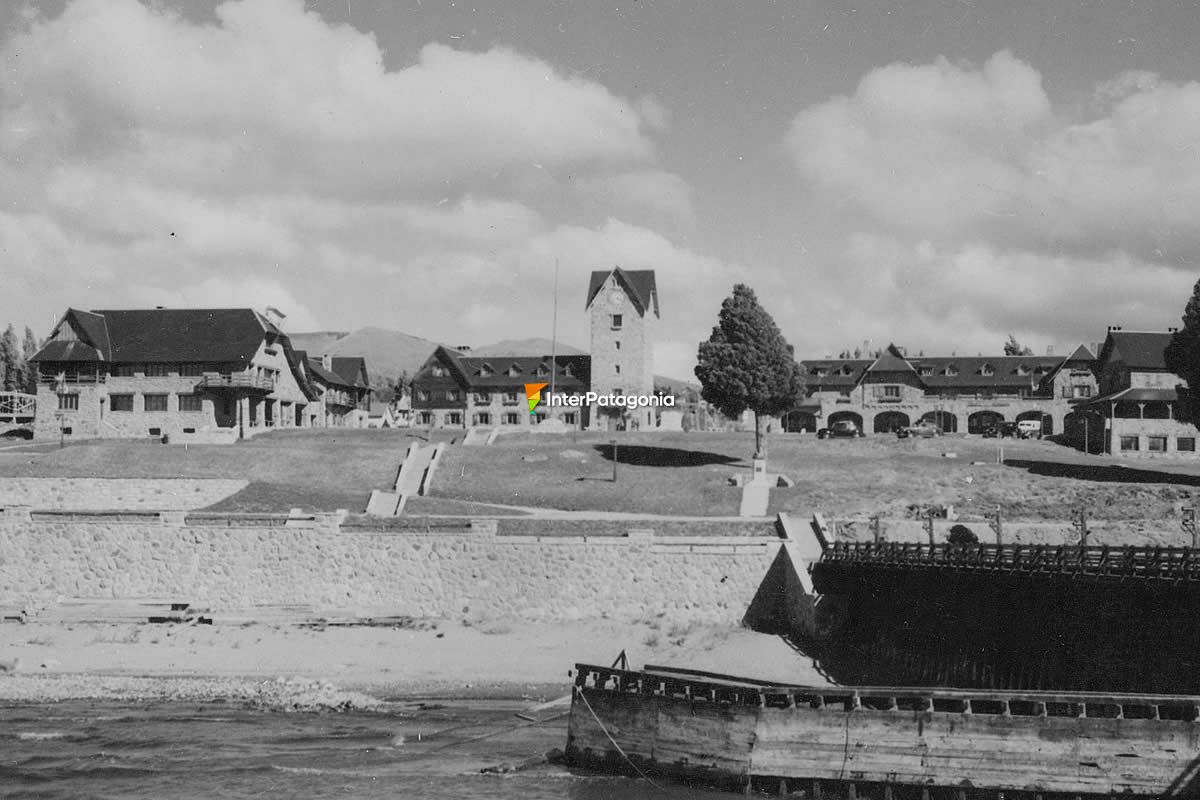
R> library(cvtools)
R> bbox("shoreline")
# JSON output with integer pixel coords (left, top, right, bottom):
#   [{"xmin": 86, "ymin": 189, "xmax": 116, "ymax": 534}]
[{"xmin": 0, "ymin": 618, "xmax": 823, "ymax": 708}]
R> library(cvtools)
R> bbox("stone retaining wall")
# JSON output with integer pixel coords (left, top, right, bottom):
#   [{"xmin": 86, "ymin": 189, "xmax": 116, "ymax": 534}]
[
  {"xmin": 835, "ymin": 517, "xmax": 1190, "ymax": 548},
  {"xmin": 0, "ymin": 512, "xmax": 779, "ymax": 624},
  {"xmin": 0, "ymin": 478, "xmax": 248, "ymax": 511}
]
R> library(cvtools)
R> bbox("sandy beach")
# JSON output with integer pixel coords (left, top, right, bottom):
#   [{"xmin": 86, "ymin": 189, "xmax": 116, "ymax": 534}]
[{"xmin": 0, "ymin": 617, "xmax": 819, "ymax": 708}]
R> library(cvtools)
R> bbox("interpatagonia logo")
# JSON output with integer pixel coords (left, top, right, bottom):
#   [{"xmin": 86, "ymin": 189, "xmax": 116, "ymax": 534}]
[{"xmin": 524, "ymin": 383, "xmax": 549, "ymax": 415}]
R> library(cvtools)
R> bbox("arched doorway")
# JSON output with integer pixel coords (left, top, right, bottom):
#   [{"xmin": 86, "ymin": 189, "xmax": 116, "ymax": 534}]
[
  {"xmin": 827, "ymin": 410, "xmax": 864, "ymax": 432},
  {"xmin": 1016, "ymin": 410, "xmax": 1052, "ymax": 436},
  {"xmin": 783, "ymin": 410, "xmax": 818, "ymax": 433},
  {"xmin": 920, "ymin": 410, "xmax": 958, "ymax": 433},
  {"xmin": 968, "ymin": 410, "xmax": 1004, "ymax": 434},
  {"xmin": 874, "ymin": 411, "xmax": 910, "ymax": 434}
]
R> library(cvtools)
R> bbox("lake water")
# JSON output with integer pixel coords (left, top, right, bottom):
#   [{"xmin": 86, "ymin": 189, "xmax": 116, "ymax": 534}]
[{"xmin": 0, "ymin": 700, "xmax": 733, "ymax": 799}]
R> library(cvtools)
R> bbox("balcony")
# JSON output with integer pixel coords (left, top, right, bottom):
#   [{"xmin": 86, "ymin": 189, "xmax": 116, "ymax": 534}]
[{"xmin": 196, "ymin": 373, "xmax": 275, "ymax": 393}]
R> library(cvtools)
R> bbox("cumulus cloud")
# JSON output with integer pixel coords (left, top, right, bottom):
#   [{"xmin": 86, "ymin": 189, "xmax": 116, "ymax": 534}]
[
  {"xmin": 783, "ymin": 50, "xmax": 1200, "ymax": 357},
  {"xmin": 0, "ymin": 0, "xmax": 717, "ymax": 379}
]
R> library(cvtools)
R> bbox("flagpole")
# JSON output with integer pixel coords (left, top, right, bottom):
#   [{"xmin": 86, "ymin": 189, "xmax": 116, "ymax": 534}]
[{"xmin": 550, "ymin": 257, "xmax": 559, "ymax": 406}]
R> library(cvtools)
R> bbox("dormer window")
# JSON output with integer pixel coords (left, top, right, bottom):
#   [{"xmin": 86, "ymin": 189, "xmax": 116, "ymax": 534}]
[
  {"xmin": 811, "ymin": 367, "xmax": 828, "ymax": 377},
  {"xmin": 980, "ymin": 364, "xmax": 994, "ymax": 377},
  {"xmin": 507, "ymin": 364, "xmax": 522, "ymax": 377},
  {"xmin": 562, "ymin": 364, "xmax": 574, "ymax": 377},
  {"xmin": 1016, "ymin": 364, "xmax": 1029, "ymax": 376},
  {"xmin": 838, "ymin": 365, "xmax": 854, "ymax": 376},
  {"xmin": 431, "ymin": 365, "xmax": 447, "ymax": 378},
  {"xmin": 944, "ymin": 365, "xmax": 958, "ymax": 377},
  {"xmin": 476, "ymin": 363, "xmax": 494, "ymax": 378},
  {"xmin": 917, "ymin": 367, "xmax": 933, "ymax": 377},
  {"xmin": 535, "ymin": 364, "xmax": 549, "ymax": 377}
]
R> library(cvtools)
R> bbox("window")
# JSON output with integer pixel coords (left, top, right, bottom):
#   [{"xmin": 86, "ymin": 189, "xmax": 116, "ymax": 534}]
[
  {"xmin": 446, "ymin": 390, "xmax": 460, "ymax": 401},
  {"xmin": 179, "ymin": 363, "xmax": 204, "ymax": 377},
  {"xmin": 615, "ymin": 341, "xmax": 621, "ymax": 350},
  {"xmin": 563, "ymin": 412, "xmax": 577, "ymax": 425},
  {"xmin": 178, "ymin": 394, "xmax": 203, "ymax": 412},
  {"xmin": 1061, "ymin": 386, "xmax": 1072, "ymax": 399},
  {"xmin": 477, "ymin": 364, "xmax": 494, "ymax": 377},
  {"xmin": 113, "ymin": 364, "xmax": 137, "ymax": 377},
  {"xmin": 507, "ymin": 364, "xmax": 522, "ymax": 377},
  {"xmin": 431, "ymin": 365, "xmax": 447, "ymax": 377},
  {"xmin": 611, "ymin": 314, "xmax": 623, "ymax": 330},
  {"xmin": 183, "ymin": 427, "xmax": 196, "ymax": 434},
  {"xmin": 148, "ymin": 427, "xmax": 161, "ymax": 436},
  {"xmin": 110, "ymin": 394, "xmax": 134, "ymax": 412},
  {"xmin": 944, "ymin": 366, "xmax": 958, "ymax": 376},
  {"xmin": 144, "ymin": 363, "xmax": 170, "ymax": 377},
  {"xmin": 615, "ymin": 364, "xmax": 621, "ymax": 375},
  {"xmin": 144, "ymin": 394, "xmax": 169, "ymax": 412},
  {"xmin": 1148, "ymin": 436, "xmax": 1168, "ymax": 452},
  {"xmin": 917, "ymin": 367, "xmax": 932, "ymax": 377},
  {"xmin": 883, "ymin": 386, "xmax": 901, "ymax": 398},
  {"xmin": 980, "ymin": 364, "xmax": 994, "ymax": 376},
  {"xmin": 1179, "ymin": 437, "xmax": 1196, "ymax": 452},
  {"xmin": 503, "ymin": 412, "xmax": 521, "ymax": 425},
  {"xmin": 473, "ymin": 392, "xmax": 491, "ymax": 404},
  {"xmin": 475, "ymin": 412, "xmax": 491, "ymax": 426},
  {"xmin": 1120, "ymin": 436, "xmax": 1140, "ymax": 452},
  {"xmin": 811, "ymin": 367, "xmax": 828, "ymax": 377},
  {"xmin": 418, "ymin": 411, "xmax": 432, "ymax": 425},
  {"xmin": 503, "ymin": 391, "xmax": 519, "ymax": 405},
  {"xmin": 1073, "ymin": 386, "xmax": 1093, "ymax": 398},
  {"xmin": 58, "ymin": 393, "xmax": 79, "ymax": 411},
  {"xmin": 417, "ymin": 390, "xmax": 430, "ymax": 402},
  {"xmin": 535, "ymin": 365, "xmax": 548, "ymax": 377},
  {"xmin": 445, "ymin": 412, "xmax": 463, "ymax": 426},
  {"xmin": 61, "ymin": 427, "xmax": 72, "ymax": 435}
]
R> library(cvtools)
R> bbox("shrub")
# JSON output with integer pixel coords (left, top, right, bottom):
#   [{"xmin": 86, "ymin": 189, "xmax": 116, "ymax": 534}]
[{"xmin": 947, "ymin": 524, "xmax": 978, "ymax": 544}]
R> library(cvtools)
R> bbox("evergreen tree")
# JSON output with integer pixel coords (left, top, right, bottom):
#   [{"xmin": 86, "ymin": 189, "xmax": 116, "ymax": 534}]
[
  {"xmin": 1166, "ymin": 278, "xmax": 1200, "ymax": 427},
  {"xmin": 694, "ymin": 284, "xmax": 805, "ymax": 462},
  {"xmin": 21, "ymin": 327, "xmax": 38, "ymax": 393},
  {"xmin": 1004, "ymin": 335, "xmax": 1034, "ymax": 356},
  {"xmin": 0, "ymin": 325, "xmax": 18, "ymax": 392}
]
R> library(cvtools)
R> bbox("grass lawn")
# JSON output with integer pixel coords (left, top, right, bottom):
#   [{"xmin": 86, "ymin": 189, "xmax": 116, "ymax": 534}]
[
  {"xmin": 0, "ymin": 429, "xmax": 459, "ymax": 513},
  {"xmin": 8, "ymin": 427, "xmax": 1200, "ymax": 521},
  {"xmin": 433, "ymin": 430, "xmax": 1200, "ymax": 521}
]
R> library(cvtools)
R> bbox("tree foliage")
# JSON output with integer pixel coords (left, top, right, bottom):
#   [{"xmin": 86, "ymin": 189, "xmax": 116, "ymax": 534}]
[
  {"xmin": 694, "ymin": 284, "xmax": 805, "ymax": 460},
  {"xmin": 947, "ymin": 524, "xmax": 979, "ymax": 545},
  {"xmin": 1166, "ymin": 278, "xmax": 1200, "ymax": 427},
  {"xmin": 0, "ymin": 325, "xmax": 19, "ymax": 392},
  {"xmin": 1003, "ymin": 335, "xmax": 1033, "ymax": 356},
  {"xmin": 21, "ymin": 328, "xmax": 38, "ymax": 393}
]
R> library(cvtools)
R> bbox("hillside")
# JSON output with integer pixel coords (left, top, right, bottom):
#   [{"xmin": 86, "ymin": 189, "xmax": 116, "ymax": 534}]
[
  {"xmin": 471, "ymin": 337, "xmax": 587, "ymax": 356},
  {"xmin": 288, "ymin": 327, "xmax": 440, "ymax": 382}
]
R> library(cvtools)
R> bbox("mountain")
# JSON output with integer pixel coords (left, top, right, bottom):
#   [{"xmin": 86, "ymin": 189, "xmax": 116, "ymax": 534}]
[
  {"xmin": 287, "ymin": 327, "xmax": 698, "ymax": 393},
  {"xmin": 288, "ymin": 327, "xmax": 441, "ymax": 383},
  {"xmin": 471, "ymin": 338, "xmax": 586, "ymax": 356}
]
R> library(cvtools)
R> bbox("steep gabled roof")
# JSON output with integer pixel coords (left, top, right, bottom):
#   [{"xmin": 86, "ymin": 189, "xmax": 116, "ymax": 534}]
[
  {"xmin": 331, "ymin": 356, "xmax": 370, "ymax": 389},
  {"xmin": 867, "ymin": 344, "xmax": 914, "ymax": 373},
  {"xmin": 1102, "ymin": 331, "xmax": 1172, "ymax": 371},
  {"xmin": 93, "ymin": 308, "xmax": 272, "ymax": 363},
  {"xmin": 417, "ymin": 346, "xmax": 591, "ymax": 391},
  {"xmin": 586, "ymin": 267, "xmax": 659, "ymax": 317}
]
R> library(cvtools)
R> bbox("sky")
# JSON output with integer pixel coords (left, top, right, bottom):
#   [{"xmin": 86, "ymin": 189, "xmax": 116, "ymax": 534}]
[{"xmin": 3, "ymin": 0, "xmax": 1200, "ymax": 379}]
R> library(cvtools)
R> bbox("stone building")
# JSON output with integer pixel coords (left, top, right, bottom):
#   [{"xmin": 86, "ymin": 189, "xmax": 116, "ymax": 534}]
[
  {"xmin": 585, "ymin": 267, "xmax": 659, "ymax": 430},
  {"xmin": 30, "ymin": 308, "xmax": 321, "ymax": 442},
  {"xmin": 301, "ymin": 353, "xmax": 372, "ymax": 428},
  {"xmin": 789, "ymin": 343, "xmax": 1098, "ymax": 438},
  {"xmin": 410, "ymin": 346, "xmax": 591, "ymax": 429},
  {"xmin": 1070, "ymin": 328, "xmax": 1198, "ymax": 457}
]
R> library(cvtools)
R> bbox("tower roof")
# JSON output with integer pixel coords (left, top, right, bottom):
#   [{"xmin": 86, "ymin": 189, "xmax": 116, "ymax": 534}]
[{"xmin": 586, "ymin": 267, "xmax": 659, "ymax": 318}]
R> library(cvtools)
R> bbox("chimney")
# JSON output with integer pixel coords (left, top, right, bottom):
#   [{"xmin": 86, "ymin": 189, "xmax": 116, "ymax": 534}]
[
  {"xmin": 321, "ymin": 353, "xmax": 332, "ymax": 370},
  {"xmin": 456, "ymin": 345, "xmax": 472, "ymax": 353}
]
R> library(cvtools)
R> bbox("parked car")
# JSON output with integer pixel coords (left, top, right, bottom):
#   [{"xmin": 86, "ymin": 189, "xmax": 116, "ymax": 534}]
[
  {"xmin": 982, "ymin": 421, "xmax": 1019, "ymax": 439},
  {"xmin": 897, "ymin": 421, "xmax": 942, "ymax": 439},
  {"xmin": 817, "ymin": 420, "xmax": 864, "ymax": 439},
  {"xmin": 1016, "ymin": 419, "xmax": 1044, "ymax": 439}
]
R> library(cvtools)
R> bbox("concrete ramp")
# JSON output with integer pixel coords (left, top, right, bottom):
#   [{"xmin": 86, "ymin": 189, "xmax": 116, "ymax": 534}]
[
  {"xmin": 365, "ymin": 490, "xmax": 403, "ymax": 517},
  {"xmin": 739, "ymin": 479, "xmax": 769, "ymax": 517}
]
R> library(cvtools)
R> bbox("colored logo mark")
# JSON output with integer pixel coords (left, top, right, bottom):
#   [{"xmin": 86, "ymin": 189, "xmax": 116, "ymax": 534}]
[{"xmin": 524, "ymin": 383, "xmax": 549, "ymax": 415}]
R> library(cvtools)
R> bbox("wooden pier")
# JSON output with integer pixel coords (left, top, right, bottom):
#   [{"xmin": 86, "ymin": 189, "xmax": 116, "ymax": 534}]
[{"xmin": 566, "ymin": 662, "xmax": 1200, "ymax": 797}]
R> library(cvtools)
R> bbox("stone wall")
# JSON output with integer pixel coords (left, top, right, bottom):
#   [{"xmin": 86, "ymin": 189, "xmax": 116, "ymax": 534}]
[
  {"xmin": 0, "ymin": 479, "xmax": 247, "ymax": 511},
  {"xmin": 0, "ymin": 513, "xmax": 780, "ymax": 624}
]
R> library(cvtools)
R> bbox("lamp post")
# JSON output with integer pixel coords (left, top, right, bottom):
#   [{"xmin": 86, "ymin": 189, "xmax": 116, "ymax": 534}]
[{"xmin": 610, "ymin": 439, "xmax": 618, "ymax": 482}]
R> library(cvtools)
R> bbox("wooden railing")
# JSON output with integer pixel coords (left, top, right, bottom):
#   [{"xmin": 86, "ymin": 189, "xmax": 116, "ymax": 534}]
[
  {"xmin": 819, "ymin": 540, "xmax": 1200, "ymax": 582},
  {"xmin": 196, "ymin": 373, "xmax": 274, "ymax": 392}
]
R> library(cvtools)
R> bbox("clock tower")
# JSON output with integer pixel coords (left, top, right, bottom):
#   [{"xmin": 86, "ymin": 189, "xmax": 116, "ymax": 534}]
[{"xmin": 585, "ymin": 267, "xmax": 659, "ymax": 430}]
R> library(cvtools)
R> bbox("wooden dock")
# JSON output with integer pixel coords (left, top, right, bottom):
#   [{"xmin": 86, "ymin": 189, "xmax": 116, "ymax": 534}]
[{"xmin": 566, "ymin": 662, "xmax": 1200, "ymax": 797}]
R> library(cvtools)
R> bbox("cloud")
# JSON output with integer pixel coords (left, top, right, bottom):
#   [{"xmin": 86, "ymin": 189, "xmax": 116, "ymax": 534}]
[{"xmin": 0, "ymin": 0, "xmax": 729, "ymax": 375}]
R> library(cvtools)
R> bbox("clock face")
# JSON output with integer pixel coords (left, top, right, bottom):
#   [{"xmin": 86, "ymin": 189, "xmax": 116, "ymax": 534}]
[{"xmin": 608, "ymin": 289, "xmax": 625, "ymax": 307}]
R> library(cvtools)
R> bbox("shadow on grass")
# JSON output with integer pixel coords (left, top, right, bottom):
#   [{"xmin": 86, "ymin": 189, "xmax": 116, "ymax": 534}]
[
  {"xmin": 1005, "ymin": 458, "xmax": 1200, "ymax": 486},
  {"xmin": 591, "ymin": 444, "xmax": 742, "ymax": 468}
]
